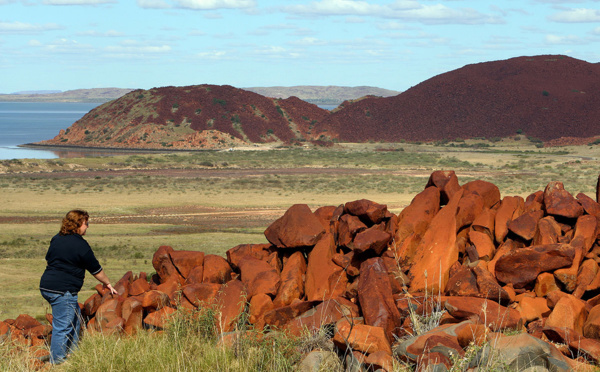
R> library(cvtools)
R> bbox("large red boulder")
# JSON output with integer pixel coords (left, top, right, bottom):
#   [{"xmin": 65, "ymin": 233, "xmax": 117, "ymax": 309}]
[
  {"xmin": 494, "ymin": 244, "xmax": 575, "ymax": 288},
  {"xmin": 152, "ymin": 245, "xmax": 180, "ymax": 283},
  {"xmin": 544, "ymin": 181, "xmax": 584, "ymax": 219},
  {"xmin": 344, "ymin": 199, "xmax": 388, "ymax": 225},
  {"xmin": 394, "ymin": 186, "xmax": 440, "ymax": 268},
  {"xmin": 202, "ymin": 254, "xmax": 233, "ymax": 284},
  {"xmin": 358, "ymin": 258, "xmax": 402, "ymax": 342},
  {"xmin": 409, "ymin": 189, "xmax": 463, "ymax": 293},
  {"xmin": 213, "ymin": 279, "xmax": 248, "ymax": 333},
  {"xmin": 425, "ymin": 170, "xmax": 460, "ymax": 205},
  {"xmin": 273, "ymin": 251, "xmax": 307, "ymax": 308},
  {"xmin": 168, "ymin": 250, "xmax": 204, "ymax": 279},
  {"xmin": 238, "ymin": 256, "xmax": 281, "ymax": 298},
  {"xmin": 351, "ymin": 227, "xmax": 392, "ymax": 255},
  {"xmin": 305, "ymin": 233, "xmax": 348, "ymax": 301},
  {"xmin": 337, "ymin": 214, "xmax": 367, "ymax": 248},
  {"xmin": 226, "ymin": 243, "xmax": 279, "ymax": 271},
  {"xmin": 264, "ymin": 204, "xmax": 325, "ymax": 248},
  {"xmin": 494, "ymin": 196, "xmax": 524, "ymax": 243},
  {"xmin": 444, "ymin": 296, "xmax": 522, "ymax": 331},
  {"xmin": 462, "ymin": 179, "xmax": 501, "ymax": 209}
]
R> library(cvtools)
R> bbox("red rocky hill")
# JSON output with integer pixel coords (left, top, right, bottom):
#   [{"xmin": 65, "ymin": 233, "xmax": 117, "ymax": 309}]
[
  {"xmin": 325, "ymin": 55, "xmax": 600, "ymax": 143},
  {"xmin": 37, "ymin": 85, "xmax": 336, "ymax": 149}
]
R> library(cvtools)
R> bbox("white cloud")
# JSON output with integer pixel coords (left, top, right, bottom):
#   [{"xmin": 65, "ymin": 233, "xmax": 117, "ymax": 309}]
[
  {"xmin": 137, "ymin": 0, "xmax": 170, "ymax": 8},
  {"xmin": 548, "ymin": 8, "xmax": 600, "ymax": 22},
  {"xmin": 105, "ymin": 40, "xmax": 172, "ymax": 55},
  {"xmin": 173, "ymin": 0, "xmax": 256, "ymax": 10},
  {"xmin": 43, "ymin": 0, "xmax": 116, "ymax": 5},
  {"xmin": 197, "ymin": 50, "xmax": 227, "ymax": 59},
  {"xmin": 283, "ymin": 1, "xmax": 502, "ymax": 25},
  {"xmin": 0, "ymin": 21, "xmax": 62, "ymax": 34},
  {"xmin": 28, "ymin": 39, "xmax": 42, "ymax": 46},
  {"xmin": 545, "ymin": 34, "xmax": 584, "ymax": 44},
  {"xmin": 284, "ymin": 0, "xmax": 388, "ymax": 16},
  {"xmin": 592, "ymin": 26, "xmax": 600, "ymax": 35},
  {"xmin": 76, "ymin": 30, "xmax": 124, "ymax": 37},
  {"xmin": 43, "ymin": 38, "xmax": 95, "ymax": 53}
]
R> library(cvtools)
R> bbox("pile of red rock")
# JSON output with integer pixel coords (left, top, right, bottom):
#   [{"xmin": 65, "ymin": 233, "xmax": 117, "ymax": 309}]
[{"xmin": 4, "ymin": 170, "xmax": 600, "ymax": 371}]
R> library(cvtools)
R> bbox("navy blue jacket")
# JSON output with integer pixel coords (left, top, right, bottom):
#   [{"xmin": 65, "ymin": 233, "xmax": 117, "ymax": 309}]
[{"xmin": 40, "ymin": 234, "xmax": 102, "ymax": 295}]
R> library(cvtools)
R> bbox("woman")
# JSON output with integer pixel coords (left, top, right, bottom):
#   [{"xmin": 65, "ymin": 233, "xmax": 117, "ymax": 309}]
[{"xmin": 39, "ymin": 209, "xmax": 117, "ymax": 364}]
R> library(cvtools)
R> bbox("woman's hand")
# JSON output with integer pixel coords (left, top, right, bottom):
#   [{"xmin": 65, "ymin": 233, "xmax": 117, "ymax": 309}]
[{"xmin": 105, "ymin": 283, "xmax": 118, "ymax": 295}]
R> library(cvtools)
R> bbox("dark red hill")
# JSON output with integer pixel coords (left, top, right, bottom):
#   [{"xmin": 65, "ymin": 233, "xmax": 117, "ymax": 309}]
[
  {"xmin": 325, "ymin": 55, "xmax": 600, "ymax": 143},
  {"xmin": 38, "ymin": 85, "xmax": 335, "ymax": 149}
]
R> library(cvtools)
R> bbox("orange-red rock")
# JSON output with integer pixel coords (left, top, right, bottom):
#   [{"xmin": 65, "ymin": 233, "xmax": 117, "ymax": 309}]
[
  {"xmin": 358, "ymin": 257, "xmax": 402, "ymax": 342},
  {"xmin": 248, "ymin": 293, "xmax": 273, "ymax": 327},
  {"xmin": 545, "ymin": 295, "xmax": 587, "ymax": 335},
  {"xmin": 273, "ymin": 251, "xmax": 306, "ymax": 308},
  {"xmin": 463, "ymin": 179, "xmax": 501, "ymax": 209},
  {"xmin": 202, "ymin": 254, "xmax": 233, "ymax": 284},
  {"xmin": 213, "ymin": 279, "xmax": 248, "ymax": 333},
  {"xmin": 182, "ymin": 282, "xmax": 221, "ymax": 308},
  {"xmin": 494, "ymin": 196, "xmax": 524, "ymax": 243},
  {"xmin": 544, "ymin": 181, "xmax": 584, "ymax": 219},
  {"xmin": 577, "ymin": 192, "xmax": 600, "ymax": 217},
  {"xmin": 333, "ymin": 318, "xmax": 392, "ymax": 355},
  {"xmin": 226, "ymin": 243, "xmax": 279, "ymax": 271},
  {"xmin": 456, "ymin": 192, "xmax": 485, "ymax": 231},
  {"xmin": 444, "ymin": 296, "xmax": 522, "ymax": 331},
  {"xmin": 394, "ymin": 186, "xmax": 440, "ymax": 266},
  {"xmin": 518, "ymin": 297, "xmax": 551, "ymax": 323},
  {"xmin": 143, "ymin": 306, "xmax": 176, "ymax": 329},
  {"xmin": 352, "ymin": 227, "xmax": 391, "ymax": 255},
  {"xmin": 409, "ymin": 189, "xmax": 463, "ymax": 293},
  {"xmin": 337, "ymin": 214, "xmax": 367, "ymax": 248},
  {"xmin": 425, "ymin": 170, "xmax": 460, "ymax": 205},
  {"xmin": 344, "ymin": 199, "xmax": 388, "ymax": 225},
  {"xmin": 152, "ymin": 245, "xmax": 179, "ymax": 283},
  {"xmin": 238, "ymin": 256, "xmax": 280, "ymax": 298},
  {"xmin": 305, "ymin": 233, "xmax": 348, "ymax": 301},
  {"xmin": 468, "ymin": 230, "xmax": 495, "ymax": 261},
  {"xmin": 169, "ymin": 250, "xmax": 204, "ymax": 279},
  {"xmin": 95, "ymin": 298, "xmax": 123, "ymax": 328},
  {"xmin": 508, "ymin": 210, "xmax": 545, "ymax": 241},
  {"xmin": 534, "ymin": 272, "xmax": 560, "ymax": 297},
  {"xmin": 264, "ymin": 204, "xmax": 325, "ymax": 248},
  {"xmin": 494, "ymin": 243, "xmax": 575, "ymax": 288},
  {"xmin": 583, "ymin": 305, "xmax": 600, "ymax": 339},
  {"xmin": 533, "ymin": 216, "xmax": 562, "ymax": 245},
  {"xmin": 284, "ymin": 297, "xmax": 359, "ymax": 337}
]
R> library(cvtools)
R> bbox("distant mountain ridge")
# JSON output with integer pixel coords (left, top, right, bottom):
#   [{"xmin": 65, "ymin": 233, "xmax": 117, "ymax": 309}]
[
  {"xmin": 243, "ymin": 86, "xmax": 400, "ymax": 105},
  {"xmin": 0, "ymin": 88, "xmax": 135, "ymax": 103},
  {"xmin": 0, "ymin": 86, "xmax": 398, "ymax": 105}
]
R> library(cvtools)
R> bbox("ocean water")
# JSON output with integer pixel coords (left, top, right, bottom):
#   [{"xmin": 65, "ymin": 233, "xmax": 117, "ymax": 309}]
[{"xmin": 0, "ymin": 102, "xmax": 101, "ymax": 160}]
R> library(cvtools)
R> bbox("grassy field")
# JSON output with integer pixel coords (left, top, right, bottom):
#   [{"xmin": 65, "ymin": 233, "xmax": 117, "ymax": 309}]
[{"xmin": 0, "ymin": 138, "xmax": 599, "ymax": 322}]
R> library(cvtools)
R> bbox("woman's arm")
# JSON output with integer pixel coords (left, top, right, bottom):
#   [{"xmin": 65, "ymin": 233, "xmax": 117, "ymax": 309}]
[{"xmin": 93, "ymin": 269, "xmax": 118, "ymax": 295}]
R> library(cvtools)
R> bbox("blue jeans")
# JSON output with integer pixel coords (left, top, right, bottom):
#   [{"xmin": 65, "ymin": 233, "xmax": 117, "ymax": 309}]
[{"xmin": 40, "ymin": 290, "xmax": 81, "ymax": 364}]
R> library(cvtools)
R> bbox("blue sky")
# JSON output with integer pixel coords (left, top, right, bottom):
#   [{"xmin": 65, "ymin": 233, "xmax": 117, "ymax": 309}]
[{"xmin": 1, "ymin": 0, "xmax": 599, "ymax": 93}]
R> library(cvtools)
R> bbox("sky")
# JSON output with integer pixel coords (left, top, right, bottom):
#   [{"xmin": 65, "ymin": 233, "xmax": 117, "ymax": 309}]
[{"xmin": 1, "ymin": 0, "xmax": 600, "ymax": 93}]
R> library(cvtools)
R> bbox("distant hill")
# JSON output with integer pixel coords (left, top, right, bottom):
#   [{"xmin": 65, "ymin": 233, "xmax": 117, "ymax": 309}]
[
  {"xmin": 34, "ymin": 55, "xmax": 600, "ymax": 150},
  {"xmin": 243, "ymin": 86, "xmax": 400, "ymax": 105},
  {"xmin": 36, "ymin": 85, "xmax": 336, "ymax": 150},
  {"xmin": 0, "ymin": 88, "xmax": 135, "ymax": 103},
  {"xmin": 322, "ymin": 55, "xmax": 600, "ymax": 144}
]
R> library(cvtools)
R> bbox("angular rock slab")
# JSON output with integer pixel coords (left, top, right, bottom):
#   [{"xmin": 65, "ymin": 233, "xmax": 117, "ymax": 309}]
[
  {"xmin": 264, "ymin": 204, "xmax": 325, "ymax": 248},
  {"xmin": 471, "ymin": 333, "xmax": 574, "ymax": 372},
  {"xmin": 409, "ymin": 189, "xmax": 463, "ymax": 293},
  {"xmin": 494, "ymin": 243, "xmax": 575, "ymax": 288}
]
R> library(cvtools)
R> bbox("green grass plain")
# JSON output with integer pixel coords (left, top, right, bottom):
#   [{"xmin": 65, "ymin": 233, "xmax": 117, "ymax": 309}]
[{"xmin": 1, "ymin": 138, "xmax": 599, "ymax": 321}]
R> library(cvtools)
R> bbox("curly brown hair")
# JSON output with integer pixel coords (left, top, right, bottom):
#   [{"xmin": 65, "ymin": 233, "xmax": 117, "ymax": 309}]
[{"xmin": 59, "ymin": 210, "xmax": 89, "ymax": 236}]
